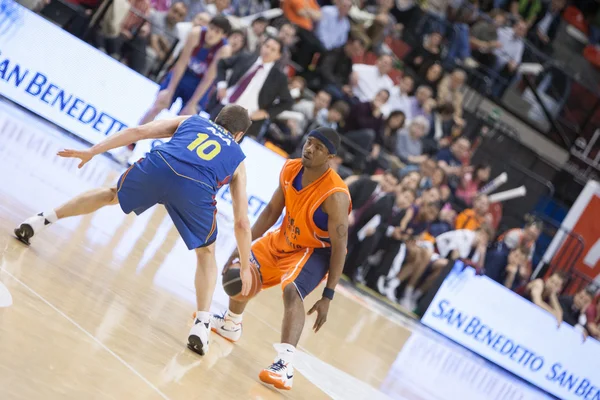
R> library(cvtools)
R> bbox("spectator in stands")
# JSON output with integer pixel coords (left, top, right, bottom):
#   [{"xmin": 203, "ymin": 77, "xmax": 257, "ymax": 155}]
[
  {"xmin": 231, "ymin": 0, "xmax": 269, "ymax": 17},
  {"xmin": 469, "ymin": 9, "xmax": 506, "ymax": 69},
  {"xmin": 283, "ymin": 0, "xmax": 323, "ymax": 69},
  {"xmin": 406, "ymin": 85, "xmax": 434, "ymax": 121},
  {"xmin": 277, "ymin": 21, "xmax": 298, "ymax": 72},
  {"xmin": 492, "ymin": 18, "xmax": 527, "ymax": 97},
  {"xmin": 396, "ymin": 116, "xmax": 430, "ymax": 166},
  {"xmin": 342, "ymin": 89, "xmax": 390, "ymax": 166},
  {"xmin": 228, "ymin": 29, "xmax": 247, "ymax": 55},
  {"xmin": 293, "ymin": 90, "xmax": 332, "ymax": 134},
  {"xmin": 455, "ymin": 162, "xmax": 492, "ymax": 206},
  {"xmin": 365, "ymin": 0, "xmax": 403, "ymax": 49},
  {"xmin": 315, "ymin": 0, "xmax": 352, "ymax": 52},
  {"xmin": 527, "ymin": 0, "xmax": 566, "ymax": 52},
  {"xmin": 517, "ymin": 271, "xmax": 566, "ymax": 325},
  {"xmin": 316, "ymin": 34, "xmax": 367, "ymax": 100},
  {"xmin": 436, "ymin": 136, "xmax": 470, "ymax": 178},
  {"xmin": 367, "ymin": 110, "xmax": 406, "ymax": 172},
  {"xmin": 510, "ymin": 0, "xmax": 542, "ymax": 28},
  {"xmin": 455, "ymin": 194, "xmax": 491, "ymax": 230},
  {"xmin": 419, "ymin": 63, "xmax": 443, "ymax": 94},
  {"xmin": 139, "ymin": 15, "xmax": 231, "ymax": 126},
  {"xmin": 585, "ymin": 295, "xmax": 600, "ymax": 340},
  {"xmin": 406, "ymin": 31, "xmax": 443, "ymax": 73},
  {"xmin": 206, "ymin": 0, "xmax": 232, "ymax": 16},
  {"xmin": 181, "ymin": 0, "xmax": 207, "ymax": 22},
  {"xmin": 352, "ymin": 54, "xmax": 395, "ymax": 103},
  {"xmin": 209, "ymin": 36, "xmax": 293, "ymax": 137},
  {"xmin": 246, "ymin": 16, "xmax": 268, "ymax": 52},
  {"xmin": 559, "ymin": 288, "xmax": 594, "ymax": 333},
  {"xmin": 347, "ymin": 168, "xmax": 402, "ymax": 228},
  {"xmin": 382, "ymin": 75, "xmax": 415, "ymax": 118},
  {"xmin": 149, "ymin": 2, "xmax": 189, "ymax": 63},
  {"xmin": 437, "ymin": 69, "xmax": 466, "ymax": 123},
  {"xmin": 484, "ymin": 242, "xmax": 529, "ymax": 289},
  {"xmin": 498, "ymin": 219, "xmax": 543, "ymax": 270},
  {"xmin": 307, "ymin": 100, "xmax": 350, "ymax": 132}
]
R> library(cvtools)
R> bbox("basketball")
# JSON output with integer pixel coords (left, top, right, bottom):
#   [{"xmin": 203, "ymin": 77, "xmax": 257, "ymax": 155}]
[{"xmin": 222, "ymin": 262, "xmax": 263, "ymax": 301}]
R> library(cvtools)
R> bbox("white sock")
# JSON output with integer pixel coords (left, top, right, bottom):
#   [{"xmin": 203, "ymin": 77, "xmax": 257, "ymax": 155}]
[
  {"xmin": 43, "ymin": 210, "xmax": 58, "ymax": 224},
  {"xmin": 402, "ymin": 286, "xmax": 414, "ymax": 300},
  {"xmin": 274, "ymin": 343, "xmax": 296, "ymax": 364},
  {"xmin": 226, "ymin": 309, "xmax": 243, "ymax": 323},
  {"xmin": 413, "ymin": 289, "xmax": 423, "ymax": 300},
  {"xmin": 195, "ymin": 311, "xmax": 210, "ymax": 324}
]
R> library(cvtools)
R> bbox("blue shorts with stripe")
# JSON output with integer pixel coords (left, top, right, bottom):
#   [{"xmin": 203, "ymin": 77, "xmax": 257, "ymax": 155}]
[{"xmin": 117, "ymin": 151, "xmax": 218, "ymax": 250}]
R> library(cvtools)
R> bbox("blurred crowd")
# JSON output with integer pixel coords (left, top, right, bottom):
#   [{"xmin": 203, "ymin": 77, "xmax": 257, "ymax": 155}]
[{"xmin": 18, "ymin": 0, "xmax": 599, "ymax": 339}]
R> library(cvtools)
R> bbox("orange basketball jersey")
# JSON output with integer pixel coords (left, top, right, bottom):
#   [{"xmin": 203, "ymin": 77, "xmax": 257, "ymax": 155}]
[{"xmin": 271, "ymin": 159, "xmax": 351, "ymax": 252}]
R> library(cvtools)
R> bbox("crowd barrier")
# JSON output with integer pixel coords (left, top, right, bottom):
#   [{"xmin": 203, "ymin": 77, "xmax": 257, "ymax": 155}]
[
  {"xmin": 421, "ymin": 261, "xmax": 600, "ymax": 400},
  {"xmin": 0, "ymin": 1, "xmax": 159, "ymax": 155}
]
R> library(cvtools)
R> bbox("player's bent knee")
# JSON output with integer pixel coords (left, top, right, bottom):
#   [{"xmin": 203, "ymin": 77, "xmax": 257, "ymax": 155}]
[
  {"xmin": 107, "ymin": 187, "xmax": 119, "ymax": 205},
  {"xmin": 283, "ymin": 284, "xmax": 302, "ymax": 305}
]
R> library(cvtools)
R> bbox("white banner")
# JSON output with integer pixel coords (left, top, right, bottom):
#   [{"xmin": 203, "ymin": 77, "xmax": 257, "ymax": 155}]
[
  {"xmin": 0, "ymin": 1, "xmax": 159, "ymax": 148},
  {"xmin": 422, "ymin": 262, "xmax": 600, "ymax": 400}
]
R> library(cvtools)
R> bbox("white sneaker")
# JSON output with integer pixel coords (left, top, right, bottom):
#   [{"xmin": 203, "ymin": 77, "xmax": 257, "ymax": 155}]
[
  {"xmin": 14, "ymin": 213, "xmax": 48, "ymax": 245},
  {"xmin": 187, "ymin": 319, "xmax": 210, "ymax": 356},
  {"xmin": 384, "ymin": 278, "xmax": 401, "ymax": 302},
  {"xmin": 377, "ymin": 276, "xmax": 386, "ymax": 295},
  {"xmin": 259, "ymin": 359, "xmax": 294, "ymax": 390},
  {"xmin": 210, "ymin": 313, "xmax": 242, "ymax": 342}
]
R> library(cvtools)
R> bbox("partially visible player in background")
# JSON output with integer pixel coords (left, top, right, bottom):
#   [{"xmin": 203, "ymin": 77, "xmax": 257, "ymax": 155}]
[
  {"xmin": 212, "ymin": 127, "xmax": 351, "ymax": 391},
  {"xmin": 140, "ymin": 15, "xmax": 232, "ymax": 124},
  {"xmin": 15, "ymin": 105, "xmax": 253, "ymax": 357}
]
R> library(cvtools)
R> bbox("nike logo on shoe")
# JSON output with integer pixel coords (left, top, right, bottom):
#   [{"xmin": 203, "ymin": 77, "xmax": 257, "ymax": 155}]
[{"xmin": 286, "ymin": 373, "xmax": 294, "ymax": 379}]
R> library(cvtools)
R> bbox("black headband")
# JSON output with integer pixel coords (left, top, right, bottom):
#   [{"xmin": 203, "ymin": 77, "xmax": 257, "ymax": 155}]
[{"xmin": 307, "ymin": 130, "xmax": 337, "ymax": 155}]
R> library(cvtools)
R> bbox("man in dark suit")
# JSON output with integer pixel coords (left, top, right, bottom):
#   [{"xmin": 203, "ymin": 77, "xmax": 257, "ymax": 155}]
[{"xmin": 208, "ymin": 36, "xmax": 293, "ymax": 138}]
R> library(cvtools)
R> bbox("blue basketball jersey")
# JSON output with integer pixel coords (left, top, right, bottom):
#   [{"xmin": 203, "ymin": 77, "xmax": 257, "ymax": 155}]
[{"xmin": 153, "ymin": 116, "xmax": 245, "ymax": 193}]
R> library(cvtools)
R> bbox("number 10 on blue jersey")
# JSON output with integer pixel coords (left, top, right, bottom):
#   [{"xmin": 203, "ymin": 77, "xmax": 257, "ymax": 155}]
[{"xmin": 187, "ymin": 133, "xmax": 221, "ymax": 161}]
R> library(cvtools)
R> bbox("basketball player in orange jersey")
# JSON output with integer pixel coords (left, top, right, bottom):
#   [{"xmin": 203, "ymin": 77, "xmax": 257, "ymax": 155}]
[{"xmin": 212, "ymin": 127, "xmax": 351, "ymax": 390}]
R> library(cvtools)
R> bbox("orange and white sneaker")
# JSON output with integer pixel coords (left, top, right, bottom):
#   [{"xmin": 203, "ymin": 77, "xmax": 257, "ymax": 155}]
[
  {"xmin": 210, "ymin": 312, "xmax": 242, "ymax": 342},
  {"xmin": 259, "ymin": 359, "xmax": 294, "ymax": 390}
]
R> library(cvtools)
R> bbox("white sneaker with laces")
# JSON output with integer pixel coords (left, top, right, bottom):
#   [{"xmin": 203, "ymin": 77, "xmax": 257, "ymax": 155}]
[
  {"xmin": 187, "ymin": 319, "xmax": 210, "ymax": 356},
  {"xmin": 14, "ymin": 213, "xmax": 49, "ymax": 245},
  {"xmin": 210, "ymin": 313, "xmax": 242, "ymax": 342},
  {"xmin": 259, "ymin": 359, "xmax": 294, "ymax": 390},
  {"xmin": 384, "ymin": 278, "xmax": 401, "ymax": 302}
]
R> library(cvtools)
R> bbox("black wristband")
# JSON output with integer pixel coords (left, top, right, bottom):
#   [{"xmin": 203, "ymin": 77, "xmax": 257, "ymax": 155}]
[{"xmin": 323, "ymin": 287, "xmax": 335, "ymax": 300}]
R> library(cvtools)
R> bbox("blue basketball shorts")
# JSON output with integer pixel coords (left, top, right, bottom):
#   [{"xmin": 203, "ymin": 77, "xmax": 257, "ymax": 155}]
[
  {"xmin": 159, "ymin": 69, "xmax": 212, "ymax": 111},
  {"xmin": 116, "ymin": 152, "xmax": 218, "ymax": 250}
]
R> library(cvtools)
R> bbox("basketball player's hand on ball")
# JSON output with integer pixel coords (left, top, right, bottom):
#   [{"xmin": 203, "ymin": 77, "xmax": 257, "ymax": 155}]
[
  {"xmin": 239, "ymin": 266, "xmax": 252, "ymax": 297},
  {"xmin": 307, "ymin": 298, "xmax": 330, "ymax": 332},
  {"xmin": 57, "ymin": 149, "xmax": 94, "ymax": 168}
]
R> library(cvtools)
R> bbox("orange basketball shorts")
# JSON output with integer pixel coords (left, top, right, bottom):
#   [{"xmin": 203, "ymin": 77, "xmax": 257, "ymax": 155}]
[{"xmin": 250, "ymin": 232, "xmax": 330, "ymax": 300}]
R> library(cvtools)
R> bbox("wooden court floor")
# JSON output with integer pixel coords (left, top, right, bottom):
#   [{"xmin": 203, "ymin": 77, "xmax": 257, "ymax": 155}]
[{"xmin": 0, "ymin": 104, "xmax": 553, "ymax": 400}]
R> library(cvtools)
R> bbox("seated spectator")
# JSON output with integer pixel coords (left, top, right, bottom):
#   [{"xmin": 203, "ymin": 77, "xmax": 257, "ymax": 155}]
[
  {"xmin": 406, "ymin": 31, "xmax": 443, "ymax": 73},
  {"xmin": 228, "ymin": 29, "xmax": 247, "ymax": 55},
  {"xmin": 455, "ymin": 194, "xmax": 491, "ymax": 230},
  {"xmin": 284, "ymin": 0, "xmax": 323, "ymax": 69},
  {"xmin": 365, "ymin": 0, "xmax": 403, "ymax": 49},
  {"xmin": 343, "ymin": 89, "xmax": 389, "ymax": 146},
  {"xmin": 206, "ymin": 0, "xmax": 233, "ymax": 16},
  {"xmin": 381, "ymin": 75, "xmax": 415, "ymax": 118},
  {"xmin": 315, "ymin": 0, "xmax": 353, "ymax": 52},
  {"xmin": 510, "ymin": 0, "xmax": 542, "ymax": 28},
  {"xmin": 307, "ymin": 100, "xmax": 350, "ymax": 132},
  {"xmin": 181, "ymin": 0, "xmax": 208, "ymax": 22},
  {"xmin": 367, "ymin": 110, "xmax": 407, "ymax": 172},
  {"xmin": 484, "ymin": 242, "xmax": 530, "ymax": 289},
  {"xmin": 498, "ymin": 219, "xmax": 543, "ymax": 273},
  {"xmin": 559, "ymin": 288, "xmax": 594, "ymax": 334},
  {"xmin": 516, "ymin": 271, "xmax": 566, "ymax": 325},
  {"xmin": 470, "ymin": 9, "xmax": 506, "ymax": 68},
  {"xmin": 492, "ymin": 19, "xmax": 527, "ymax": 97},
  {"xmin": 277, "ymin": 21, "xmax": 298, "ymax": 72},
  {"xmin": 147, "ymin": 2, "xmax": 189, "ymax": 74},
  {"xmin": 246, "ymin": 16, "xmax": 268, "ymax": 52},
  {"xmin": 288, "ymin": 76, "xmax": 307, "ymax": 101},
  {"xmin": 352, "ymin": 54, "xmax": 395, "ymax": 103},
  {"xmin": 316, "ymin": 34, "xmax": 367, "ymax": 100},
  {"xmin": 293, "ymin": 90, "xmax": 332, "ymax": 134},
  {"xmin": 425, "ymin": 103, "xmax": 456, "ymax": 150},
  {"xmin": 437, "ymin": 69, "xmax": 466, "ymax": 124},
  {"xmin": 418, "ymin": 63, "xmax": 443, "ymax": 94},
  {"xmin": 209, "ymin": 37, "xmax": 293, "ymax": 137},
  {"xmin": 396, "ymin": 116, "xmax": 430, "ymax": 166},
  {"xmin": 436, "ymin": 136, "xmax": 471, "ymax": 179},
  {"xmin": 527, "ymin": 0, "xmax": 565, "ymax": 53},
  {"xmin": 455, "ymin": 163, "xmax": 492, "ymax": 206},
  {"xmin": 406, "ymin": 85, "xmax": 434, "ymax": 121},
  {"xmin": 586, "ymin": 295, "xmax": 600, "ymax": 340}
]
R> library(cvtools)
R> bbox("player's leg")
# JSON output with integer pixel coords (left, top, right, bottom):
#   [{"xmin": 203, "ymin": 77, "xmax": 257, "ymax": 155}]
[
  {"xmin": 260, "ymin": 248, "xmax": 328, "ymax": 391},
  {"xmin": 211, "ymin": 236, "xmax": 280, "ymax": 342}
]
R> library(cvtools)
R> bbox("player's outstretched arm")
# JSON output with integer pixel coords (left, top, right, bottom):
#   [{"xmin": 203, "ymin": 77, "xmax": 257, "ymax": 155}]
[
  {"xmin": 308, "ymin": 191, "xmax": 350, "ymax": 332},
  {"xmin": 230, "ymin": 161, "xmax": 253, "ymax": 295},
  {"xmin": 57, "ymin": 117, "xmax": 189, "ymax": 168}
]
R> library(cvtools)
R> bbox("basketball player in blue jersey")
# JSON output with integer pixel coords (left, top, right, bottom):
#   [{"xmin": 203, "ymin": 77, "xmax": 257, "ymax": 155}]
[
  {"xmin": 15, "ymin": 105, "xmax": 254, "ymax": 356},
  {"xmin": 140, "ymin": 16, "xmax": 232, "ymax": 124}
]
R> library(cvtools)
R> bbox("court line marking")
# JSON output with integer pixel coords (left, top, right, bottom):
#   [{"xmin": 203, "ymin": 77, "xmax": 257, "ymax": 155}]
[{"xmin": 0, "ymin": 267, "xmax": 171, "ymax": 400}]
